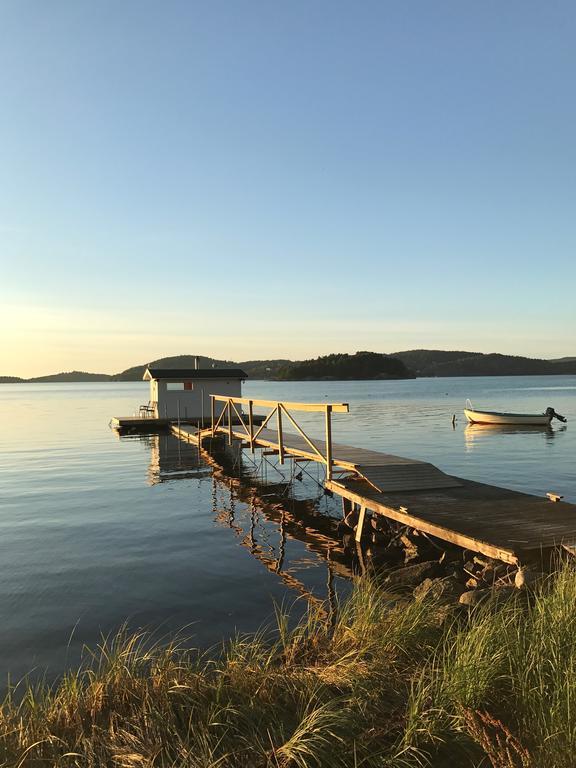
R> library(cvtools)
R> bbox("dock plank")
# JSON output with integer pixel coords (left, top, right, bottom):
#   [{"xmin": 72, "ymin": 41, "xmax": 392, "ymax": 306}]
[
  {"xmin": 171, "ymin": 421, "xmax": 576, "ymax": 565},
  {"xmin": 328, "ymin": 476, "xmax": 576, "ymax": 563}
]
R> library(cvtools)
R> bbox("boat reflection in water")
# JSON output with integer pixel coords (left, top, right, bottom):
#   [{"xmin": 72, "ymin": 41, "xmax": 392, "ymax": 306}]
[{"xmin": 464, "ymin": 422, "xmax": 567, "ymax": 452}]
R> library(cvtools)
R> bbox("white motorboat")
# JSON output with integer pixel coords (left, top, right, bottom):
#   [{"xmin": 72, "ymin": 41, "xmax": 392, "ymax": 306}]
[{"xmin": 464, "ymin": 400, "xmax": 567, "ymax": 426}]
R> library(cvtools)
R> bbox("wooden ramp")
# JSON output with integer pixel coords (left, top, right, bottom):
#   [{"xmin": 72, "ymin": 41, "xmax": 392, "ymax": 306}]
[
  {"xmin": 171, "ymin": 397, "xmax": 576, "ymax": 567},
  {"xmin": 173, "ymin": 424, "xmax": 461, "ymax": 493}
]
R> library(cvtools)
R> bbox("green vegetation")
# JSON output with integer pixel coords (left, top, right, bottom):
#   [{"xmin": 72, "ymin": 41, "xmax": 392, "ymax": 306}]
[
  {"xmin": 2, "ymin": 349, "xmax": 575, "ymax": 382},
  {"xmin": 278, "ymin": 352, "xmax": 415, "ymax": 380},
  {"xmin": 4, "ymin": 565, "xmax": 576, "ymax": 766},
  {"xmin": 114, "ymin": 355, "xmax": 292, "ymax": 381},
  {"xmin": 392, "ymin": 350, "xmax": 576, "ymax": 377},
  {"xmin": 28, "ymin": 371, "xmax": 112, "ymax": 382}
]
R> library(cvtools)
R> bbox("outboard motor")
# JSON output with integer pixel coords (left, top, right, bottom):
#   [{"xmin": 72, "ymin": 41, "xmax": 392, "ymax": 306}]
[{"xmin": 546, "ymin": 407, "xmax": 567, "ymax": 423}]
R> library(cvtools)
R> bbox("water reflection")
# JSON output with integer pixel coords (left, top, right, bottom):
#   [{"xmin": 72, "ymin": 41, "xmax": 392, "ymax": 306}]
[
  {"xmin": 464, "ymin": 423, "xmax": 567, "ymax": 452},
  {"xmin": 147, "ymin": 433, "xmax": 212, "ymax": 484},
  {"xmin": 143, "ymin": 433, "xmax": 369, "ymax": 604}
]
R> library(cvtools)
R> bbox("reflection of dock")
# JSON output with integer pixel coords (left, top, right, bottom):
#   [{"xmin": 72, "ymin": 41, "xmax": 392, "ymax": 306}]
[
  {"xmin": 172, "ymin": 395, "xmax": 576, "ymax": 567},
  {"xmin": 210, "ymin": 473, "xmax": 345, "ymax": 609},
  {"xmin": 147, "ymin": 434, "xmax": 211, "ymax": 485},
  {"xmin": 144, "ymin": 432, "xmax": 359, "ymax": 589}
]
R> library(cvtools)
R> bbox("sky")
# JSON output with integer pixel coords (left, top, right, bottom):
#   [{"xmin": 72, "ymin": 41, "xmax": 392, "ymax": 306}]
[{"xmin": 1, "ymin": 1, "xmax": 575, "ymax": 376}]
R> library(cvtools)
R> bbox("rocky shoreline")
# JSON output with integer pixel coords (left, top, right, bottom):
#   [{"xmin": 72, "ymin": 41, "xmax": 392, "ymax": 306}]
[{"xmin": 338, "ymin": 506, "xmax": 543, "ymax": 606}]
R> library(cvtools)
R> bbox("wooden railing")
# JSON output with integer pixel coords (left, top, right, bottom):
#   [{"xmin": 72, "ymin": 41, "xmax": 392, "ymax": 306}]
[{"xmin": 209, "ymin": 396, "xmax": 349, "ymax": 480}]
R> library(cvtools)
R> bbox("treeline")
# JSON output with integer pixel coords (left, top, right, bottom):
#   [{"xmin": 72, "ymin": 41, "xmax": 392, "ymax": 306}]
[
  {"xmin": 277, "ymin": 351, "xmax": 415, "ymax": 380},
  {"xmin": 392, "ymin": 350, "xmax": 576, "ymax": 377},
  {"xmin": 2, "ymin": 350, "xmax": 575, "ymax": 383}
]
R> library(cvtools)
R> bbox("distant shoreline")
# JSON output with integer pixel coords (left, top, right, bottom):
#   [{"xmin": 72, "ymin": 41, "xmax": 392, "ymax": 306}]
[
  {"xmin": 2, "ymin": 371, "xmax": 576, "ymax": 385},
  {"xmin": 2, "ymin": 349, "xmax": 575, "ymax": 383}
]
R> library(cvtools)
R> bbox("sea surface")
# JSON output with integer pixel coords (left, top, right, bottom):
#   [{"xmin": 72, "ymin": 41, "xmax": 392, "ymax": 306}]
[{"xmin": 0, "ymin": 376, "xmax": 574, "ymax": 684}]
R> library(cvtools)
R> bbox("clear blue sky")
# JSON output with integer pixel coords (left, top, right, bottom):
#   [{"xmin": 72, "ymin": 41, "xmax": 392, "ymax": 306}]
[{"xmin": 1, "ymin": 1, "xmax": 574, "ymax": 375}]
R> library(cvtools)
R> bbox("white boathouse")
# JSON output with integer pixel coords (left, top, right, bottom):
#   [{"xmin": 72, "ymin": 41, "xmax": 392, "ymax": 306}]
[{"xmin": 142, "ymin": 365, "xmax": 247, "ymax": 421}]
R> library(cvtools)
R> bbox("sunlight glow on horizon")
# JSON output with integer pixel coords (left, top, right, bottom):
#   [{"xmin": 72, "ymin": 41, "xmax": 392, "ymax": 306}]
[
  {"xmin": 1, "ymin": 1, "xmax": 575, "ymax": 376},
  {"xmin": 2, "ymin": 302, "xmax": 573, "ymax": 378}
]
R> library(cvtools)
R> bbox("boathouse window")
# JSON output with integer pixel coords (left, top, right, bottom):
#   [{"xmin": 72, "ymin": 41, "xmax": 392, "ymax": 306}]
[{"xmin": 166, "ymin": 382, "xmax": 194, "ymax": 391}]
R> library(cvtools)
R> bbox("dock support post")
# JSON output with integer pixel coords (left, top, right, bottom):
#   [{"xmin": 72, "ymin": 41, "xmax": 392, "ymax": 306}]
[
  {"xmin": 325, "ymin": 405, "xmax": 333, "ymax": 481},
  {"xmin": 211, "ymin": 397, "xmax": 215, "ymax": 438},
  {"xmin": 355, "ymin": 505, "xmax": 367, "ymax": 543},
  {"xmin": 277, "ymin": 405, "xmax": 284, "ymax": 464},
  {"xmin": 228, "ymin": 400, "xmax": 233, "ymax": 445},
  {"xmin": 249, "ymin": 400, "xmax": 254, "ymax": 453}
]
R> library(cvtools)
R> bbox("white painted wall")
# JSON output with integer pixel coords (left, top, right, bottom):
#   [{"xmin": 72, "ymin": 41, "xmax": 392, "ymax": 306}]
[{"xmin": 151, "ymin": 378, "xmax": 242, "ymax": 420}]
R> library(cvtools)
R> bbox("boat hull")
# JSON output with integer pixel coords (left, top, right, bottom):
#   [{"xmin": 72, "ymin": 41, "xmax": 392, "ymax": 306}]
[{"xmin": 464, "ymin": 409, "xmax": 552, "ymax": 426}]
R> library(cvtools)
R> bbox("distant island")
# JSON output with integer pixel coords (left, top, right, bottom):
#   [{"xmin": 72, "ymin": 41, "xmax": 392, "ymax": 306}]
[
  {"xmin": 1, "ymin": 349, "xmax": 575, "ymax": 383},
  {"xmin": 277, "ymin": 352, "xmax": 414, "ymax": 380}
]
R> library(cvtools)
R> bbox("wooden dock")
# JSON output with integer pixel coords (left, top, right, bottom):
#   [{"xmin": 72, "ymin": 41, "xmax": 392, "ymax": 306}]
[{"xmin": 171, "ymin": 395, "xmax": 576, "ymax": 567}]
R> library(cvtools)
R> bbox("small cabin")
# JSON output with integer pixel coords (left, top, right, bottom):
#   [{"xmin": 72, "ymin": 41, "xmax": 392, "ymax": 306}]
[{"xmin": 142, "ymin": 366, "xmax": 247, "ymax": 421}]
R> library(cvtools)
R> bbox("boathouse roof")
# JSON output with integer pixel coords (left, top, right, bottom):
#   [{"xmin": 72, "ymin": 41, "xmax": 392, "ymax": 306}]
[{"xmin": 143, "ymin": 367, "xmax": 248, "ymax": 381}]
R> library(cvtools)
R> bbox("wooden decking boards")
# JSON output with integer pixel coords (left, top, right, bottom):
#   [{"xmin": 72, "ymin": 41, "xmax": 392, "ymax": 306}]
[
  {"xmin": 171, "ymin": 419, "xmax": 576, "ymax": 566},
  {"xmin": 326, "ymin": 476, "xmax": 576, "ymax": 565},
  {"xmin": 182, "ymin": 424, "xmax": 462, "ymax": 492}
]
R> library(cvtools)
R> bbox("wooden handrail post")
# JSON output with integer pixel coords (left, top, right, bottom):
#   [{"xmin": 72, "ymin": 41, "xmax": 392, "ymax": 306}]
[
  {"xmin": 277, "ymin": 404, "xmax": 284, "ymax": 464},
  {"xmin": 325, "ymin": 404, "xmax": 333, "ymax": 481},
  {"xmin": 248, "ymin": 399, "xmax": 254, "ymax": 453},
  {"xmin": 211, "ymin": 396, "xmax": 215, "ymax": 437},
  {"xmin": 355, "ymin": 505, "xmax": 367, "ymax": 543},
  {"xmin": 228, "ymin": 400, "xmax": 233, "ymax": 445}
]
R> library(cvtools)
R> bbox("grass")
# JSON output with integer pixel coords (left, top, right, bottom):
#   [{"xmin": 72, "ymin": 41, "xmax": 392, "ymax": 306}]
[{"xmin": 2, "ymin": 564, "xmax": 576, "ymax": 767}]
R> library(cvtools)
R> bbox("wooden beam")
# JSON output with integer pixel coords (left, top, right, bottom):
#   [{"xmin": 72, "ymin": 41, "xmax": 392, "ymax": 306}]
[
  {"xmin": 325, "ymin": 480, "xmax": 519, "ymax": 565},
  {"xmin": 249, "ymin": 400, "xmax": 254, "ymax": 453},
  {"xmin": 355, "ymin": 505, "xmax": 367, "ymax": 543},
  {"xmin": 325, "ymin": 405, "xmax": 333, "ymax": 481},
  {"xmin": 211, "ymin": 395, "xmax": 349, "ymax": 413},
  {"xmin": 280, "ymin": 404, "xmax": 325, "ymax": 463},
  {"xmin": 341, "ymin": 497, "xmax": 352, "ymax": 517},
  {"xmin": 251, "ymin": 406, "xmax": 278, "ymax": 441},
  {"xmin": 277, "ymin": 405, "xmax": 284, "ymax": 465}
]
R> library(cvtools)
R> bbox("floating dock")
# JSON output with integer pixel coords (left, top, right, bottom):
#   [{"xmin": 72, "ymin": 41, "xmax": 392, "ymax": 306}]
[{"xmin": 169, "ymin": 395, "xmax": 576, "ymax": 567}]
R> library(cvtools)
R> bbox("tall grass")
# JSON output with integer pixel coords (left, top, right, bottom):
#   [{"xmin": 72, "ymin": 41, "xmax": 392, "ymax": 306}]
[
  {"xmin": 407, "ymin": 562, "xmax": 576, "ymax": 766},
  {"xmin": 2, "ymin": 565, "xmax": 576, "ymax": 766}
]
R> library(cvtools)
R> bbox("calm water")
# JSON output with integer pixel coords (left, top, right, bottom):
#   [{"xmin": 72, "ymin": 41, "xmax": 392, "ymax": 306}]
[{"xmin": 0, "ymin": 376, "xmax": 574, "ymax": 683}]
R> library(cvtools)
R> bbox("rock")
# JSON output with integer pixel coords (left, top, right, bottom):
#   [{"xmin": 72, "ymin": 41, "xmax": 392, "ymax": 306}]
[
  {"xmin": 385, "ymin": 560, "xmax": 441, "ymax": 590},
  {"xmin": 494, "ymin": 586, "xmax": 517, "ymax": 601},
  {"xmin": 481, "ymin": 567, "xmax": 495, "ymax": 585},
  {"xmin": 413, "ymin": 575, "xmax": 466, "ymax": 602},
  {"xmin": 514, "ymin": 567, "xmax": 540, "ymax": 589},
  {"xmin": 492, "ymin": 563, "xmax": 509, "ymax": 578},
  {"xmin": 371, "ymin": 531, "xmax": 390, "ymax": 547},
  {"xmin": 399, "ymin": 534, "xmax": 420, "ymax": 563},
  {"xmin": 459, "ymin": 588, "xmax": 491, "ymax": 607},
  {"xmin": 465, "ymin": 577, "xmax": 479, "ymax": 589},
  {"xmin": 371, "ymin": 516, "xmax": 391, "ymax": 533}
]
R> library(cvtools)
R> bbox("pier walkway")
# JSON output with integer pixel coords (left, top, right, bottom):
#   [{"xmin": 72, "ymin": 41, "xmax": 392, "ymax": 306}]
[{"xmin": 171, "ymin": 395, "xmax": 576, "ymax": 567}]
